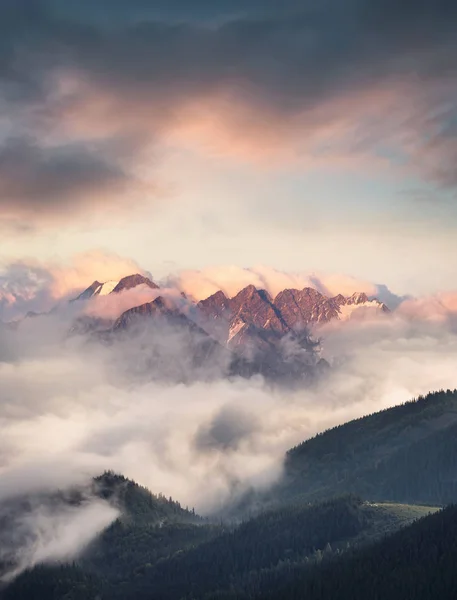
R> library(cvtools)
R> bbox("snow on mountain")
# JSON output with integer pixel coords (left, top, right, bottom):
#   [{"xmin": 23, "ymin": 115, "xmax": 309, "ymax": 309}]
[
  {"xmin": 75, "ymin": 279, "xmax": 119, "ymax": 300},
  {"xmin": 337, "ymin": 294, "xmax": 388, "ymax": 320},
  {"xmin": 98, "ymin": 280, "xmax": 119, "ymax": 295},
  {"xmin": 75, "ymin": 274, "xmax": 158, "ymax": 301},
  {"xmin": 228, "ymin": 317, "xmax": 246, "ymax": 343}
]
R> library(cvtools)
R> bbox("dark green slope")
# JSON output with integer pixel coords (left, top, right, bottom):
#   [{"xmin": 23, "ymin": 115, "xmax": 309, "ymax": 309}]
[
  {"xmin": 0, "ymin": 498, "xmax": 439, "ymax": 600},
  {"xmin": 281, "ymin": 388, "xmax": 457, "ymax": 505},
  {"xmin": 93, "ymin": 471, "xmax": 200, "ymax": 524},
  {"xmin": 88, "ymin": 497, "xmax": 435, "ymax": 599},
  {"xmin": 3, "ymin": 390, "xmax": 457, "ymax": 599},
  {"xmin": 83, "ymin": 472, "xmax": 221, "ymax": 588},
  {"xmin": 112, "ymin": 495, "xmax": 368, "ymax": 600},
  {"xmin": 0, "ymin": 565, "xmax": 102, "ymax": 600},
  {"xmin": 0, "ymin": 472, "xmax": 218, "ymax": 599},
  {"xmin": 83, "ymin": 519, "xmax": 220, "ymax": 591},
  {"xmin": 257, "ymin": 504, "xmax": 457, "ymax": 600}
]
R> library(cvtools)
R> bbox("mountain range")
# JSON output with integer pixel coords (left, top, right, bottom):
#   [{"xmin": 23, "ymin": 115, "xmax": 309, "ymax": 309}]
[
  {"xmin": 67, "ymin": 273, "xmax": 389, "ymax": 383},
  {"xmin": 77, "ymin": 274, "xmax": 389, "ymax": 343},
  {"xmin": 2, "ymin": 272, "xmax": 391, "ymax": 385}
]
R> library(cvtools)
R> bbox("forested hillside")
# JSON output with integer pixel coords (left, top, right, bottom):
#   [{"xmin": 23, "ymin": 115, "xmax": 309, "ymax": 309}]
[
  {"xmin": 0, "ymin": 496, "xmax": 436, "ymax": 600},
  {"xmin": 93, "ymin": 472, "xmax": 201, "ymax": 524},
  {"xmin": 255, "ymin": 503, "xmax": 457, "ymax": 600},
  {"xmin": 1, "ymin": 565, "xmax": 101, "ymax": 600},
  {"xmin": 2, "ymin": 390, "xmax": 457, "ymax": 599},
  {"xmin": 281, "ymin": 389, "xmax": 457, "ymax": 505}
]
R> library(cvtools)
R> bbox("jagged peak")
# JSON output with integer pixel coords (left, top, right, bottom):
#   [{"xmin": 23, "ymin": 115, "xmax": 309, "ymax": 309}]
[
  {"xmin": 151, "ymin": 295, "xmax": 177, "ymax": 311},
  {"xmin": 199, "ymin": 289, "xmax": 229, "ymax": 305},
  {"xmin": 74, "ymin": 274, "xmax": 158, "ymax": 302},
  {"xmin": 74, "ymin": 280, "xmax": 104, "ymax": 301},
  {"xmin": 211, "ymin": 290, "xmax": 229, "ymax": 301},
  {"xmin": 274, "ymin": 287, "xmax": 326, "ymax": 304},
  {"xmin": 232, "ymin": 284, "xmax": 258, "ymax": 299},
  {"xmin": 331, "ymin": 293, "xmax": 346, "ymax": 304},
  {"xmin": 112, "ymin": 296, "xmax": 177, "ymax": 330},
  {"xmin": 301, "ymin": 286, "xmax": 324, "ymax": 295},
  {"xmin": 348, "ymin": 291, "xmax": 370, "ymax": 304},
  {"xmin": 111, "ymin": 273, "xmax": 159, "ymax": 293},
  {"xmin": 231, "ymin": 285, "xmax": 273, "ymax": 304}
]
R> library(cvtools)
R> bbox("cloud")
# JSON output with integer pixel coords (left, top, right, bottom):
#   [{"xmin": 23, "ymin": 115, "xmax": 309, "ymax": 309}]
[
  {"xmin": 0, "ymin": 494, "xmax": 119, "ymax": 581},
  {"xmin": 0, "ymin": 251, "xmax": 147, "ymax": 320},
  {"xmin": 317, "ymin": 309, "xmax": 457, "ymax": 403},
  {"xmin": 195, "ymin": 405, "xmax": 261, "ymax": 452},
  {"xmin": 46, "ymin": 251, "xmax": 149, "ymax": 298},
  {"xmin": 165, "ymin": 265, "xmax": 392, "ymax": 302},
  {"xmin": 0, "ymin": 0, "xmax": 456, "ymax": 229},
  {"xmin": 1, "ymin": 257, "xmax": 406, "ymax": 321},
  {"xmin": 397, "ymin": 291, "xmax": 457, "ymax": 323},
  {"xmin": 82, "ymin": 284, "xmax": 160, "ymax": 319},
  {"xmin": 82, "ymin": 285, "xmax": 198, "ymax": 321},
  {"xmin": 0, "ymin": 136, "xmax": 150, "ymax": 220},
  {"xmin": 45, "ymin": 14, "xmax": 457, "ymax": 181},
  {"xmin": 2, "ymin": 284, "xmax": 457, "ymax": 515},
  {"xmin": 0, "ymin": 263, "xmax": 53, "ymax": 321}
]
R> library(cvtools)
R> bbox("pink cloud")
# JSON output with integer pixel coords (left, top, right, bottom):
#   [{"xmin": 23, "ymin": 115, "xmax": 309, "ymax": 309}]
[
  {"xmin": 47, "ymin": 251, "xmax": 147, "ymax": 299},
  {"xmin": 398, "ymin": 292, "xmax": 457, "ymax": 321},
  {"xmin": 49, "ymin": 71, "xmax": 457, "ymax": 189},
  {"xmin": 0, "ymin": 251, "xmax": 148, "ymax": 320},
  {"xmin": 49, "ymin": 74, "xmax": 403, "ymax": 171},
  {"xmin": 82, "ymin": 285, "xmax": 161, "ymax": 320},
  {"xmin": 4, "ymin": 251, "xmax": 457, "ymax": 326},
  {"xmin": 165, "ymin": 265, "xmax": 379, "ymax": 301}
]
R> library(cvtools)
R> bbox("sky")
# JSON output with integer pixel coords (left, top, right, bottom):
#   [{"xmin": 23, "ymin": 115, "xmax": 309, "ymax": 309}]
[{"xmin": 1, "ymin": 0, "xmax": 457, "ymax": 297}]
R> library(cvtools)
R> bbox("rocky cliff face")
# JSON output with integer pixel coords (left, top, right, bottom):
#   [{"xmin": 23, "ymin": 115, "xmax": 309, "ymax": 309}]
[
  {"xmin": 198, "ymin": 285, "xmax": 389, "ymax": 348},
  {"xmin": 273, "ymin": 288, "xmax": 340, "ymax": 330}
]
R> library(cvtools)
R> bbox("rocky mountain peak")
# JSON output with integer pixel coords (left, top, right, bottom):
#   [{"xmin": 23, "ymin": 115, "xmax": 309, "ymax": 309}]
[
  {"xmin": 151, "ymin": 295, "xmax": 178, "ymax": 312},
  {"xmin": 75, "ymin": 280, "xmax": 104, "ymax": 300},
  {"xmin": 198, "ymin": 290, "xmax": 230, "ymax": 320},
  {"xmin": 230, "ymin": 286, "xmax": 281, "ymax": 333},
  {"xmin": 347, "ymin": 291, "xmax": 369, "ymax": 305},
  {"xmin": 113, "ymin": 297, "xmax": 175, "ymax": 330},
  {"xmin": 274, "ymin": 287, "xmax": 338, "ymax": 328},
  {"xmin": 331, "ymin": 294, "xmax": 346, "ymax": 306},
  {"xmin": 111, "ymin": 274, "xmax": 159, "ymax": 293},
  {"xmin": 74, "ymin": 274, "xmax": 159, "ymax": 302},
  {"xmin": 69, "ymin": 274, "xmax": 391, "ymax": 384},
  {"xmin": 232, "ymin": 285, "xmax": 261, "ymax": 305}
]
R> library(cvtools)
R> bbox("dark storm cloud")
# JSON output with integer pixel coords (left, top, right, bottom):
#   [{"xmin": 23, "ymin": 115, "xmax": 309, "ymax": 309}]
[
  {"xmin": 0, "ymin": 0, "xmax": 454, "ymax": 112},
  {"xmin": 0, "ymin": 137, "xmax": 132, "ymax": 214},
  {"xmin": 0, "ymin": 0, "xmax": 456, "ymax": 217}
]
